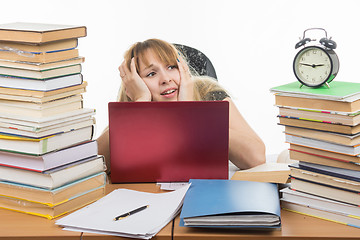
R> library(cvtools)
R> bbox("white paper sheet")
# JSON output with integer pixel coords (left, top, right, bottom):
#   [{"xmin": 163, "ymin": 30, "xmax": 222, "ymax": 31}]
[{"xmin": 56, "ymin": 184, "xmax": 190, "ymax": 239}]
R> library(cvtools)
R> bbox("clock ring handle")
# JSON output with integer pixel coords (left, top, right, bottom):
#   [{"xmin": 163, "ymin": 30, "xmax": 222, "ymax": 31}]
[
  {"xmin": 302, "ymin": 28, "xmax": 328, "ymax": 40},
  {"xmin": 296, "ymin": 28, "xmax": 337, "ymax": 50}
]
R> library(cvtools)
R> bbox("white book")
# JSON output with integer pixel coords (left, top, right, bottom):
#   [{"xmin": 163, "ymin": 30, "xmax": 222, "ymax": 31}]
[
  {"xmin": 0, "ymin": 140, "xmax": 98, "ymax": 172},
  {"xmin": 0, "ymin": 117, "xmax": 95, "ymax": 138},
  {"xmin": 286, "ymin": 134, "xmax": 360, "ymax": 156},
  {"xmin": 0, "ymin": 73, "xmax": 83, "ymax": 91},
  {"xmin": 0, "ymin": 94, "xmax": 83, "ymax": 118},
  {"xmin": 0, "ymin": 125, "xmax": 94, "ymax": 155},
  {"xmin": 0, "ymin": 57, "xmax": 84, "ymax": 71},
  {"xmin": 281, "ymin": 200, "xmax": 360, "ymax": 228},
  {"xmin": 0, "ymin": 108, "xmax": 95, "ymax": 128},
  {"xmin": 0, "ymin": 155, "xmax": 105, "ymax": 189},
  {"xmin": 281, "ymin": 187, "xmax": 360, "ymax": 217},
  {"xmin": 0, "ymin": 64, "xmax": 81, "ymax": 79}
]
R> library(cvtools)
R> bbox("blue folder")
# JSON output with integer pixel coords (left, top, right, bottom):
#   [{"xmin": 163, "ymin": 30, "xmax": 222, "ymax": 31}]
[{"xmin": 179, "ymin": 179, "xmax": 281, "ymax": 228}]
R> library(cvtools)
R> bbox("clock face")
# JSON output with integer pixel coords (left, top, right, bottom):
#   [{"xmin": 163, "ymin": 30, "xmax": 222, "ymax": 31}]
[{"xmin": 293, "ymin": 46, "xmax": 333, "ymax": 87}]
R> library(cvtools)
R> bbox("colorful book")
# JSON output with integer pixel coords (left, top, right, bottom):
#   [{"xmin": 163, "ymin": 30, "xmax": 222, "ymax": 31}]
[
  {"xmin": 286, "ymin": 134, "xmax": 360, "ymax": 156},
  {"xmin": 0, "ymin": 22, "xmax": 86, "ymax": 43},
  {"xmin": 290, "ymin": 162, "xmax": 360, "ymax": 192},
  {"xmin": 285, "ymin": 126, "xmax": 360, "ymax": 146},
  {"xmin": 0, "ymin": 64, "xmax": 81, "ymax": 79},
  {"xmin": 275, "ymin": 95, "xmax": 360, "ymax": 113},
  {"xmin": 281, "ymin": 200, "xmax": 360, "ymax": 229},
  {"xmin": 0, "ymin": 125, "xmax": 94, "ymax": 155},
  {"xmin": 279, "ymin": 107, "xmax": 360, "ymax": 126},
  {"xmin": 281, "ymin": 187, "xmax": 360, "ymax": 217},
  {"xmin": 0, "ymin": 81, "xmax": 87, "ymax": 102},
  {"xmin": 0, "ymin": 38, "xmax": 78, "ymax": 53},
  {"xmin": 0, "ymin": 140, "xmax": 97, "ymax": 172},
  {"xmin": 0, "ymin": 73, "xmax": 83, "ymax": 91},
  {"xmin": 279, "ymin": 117, "xmax": 360, "ymax": 135},
  {"xmin": 0, "ymin": 94, "xmax": 83, "ymax": 118},
  {"xmin": 0, "ymin": 155, "xmax": 105, "ymax": 189},
  {"xmin": 290, "ymin": 175, "xmax": 360, "ymax": 206},
  {"xmin": 270, "ymin": 81, "xmax": 360, "ymax": 101},
  {"xmin": 180, "ymin": 179, "xmax": 281, "ymax": 228},
  {"xmin": 0, "ymin": 172, "xmax": 106, "ymax": 206},
  {"xmin": 0, "ymin": 108, "xmax": 95, "ymax": 138},
  {"xmin": 0, "ymin": 57, "xmax": 84, "ymax": 71},
  {"xmin": 0, "ymin": 185, "xmax": 104, "ymax": 219},
  {"xmin": 289, "ymin": 144, "xmax": 360, "ymax": 171},
  {"xmin": 0, "ymin": 48, "xmax": 79, "ymax": 63}
]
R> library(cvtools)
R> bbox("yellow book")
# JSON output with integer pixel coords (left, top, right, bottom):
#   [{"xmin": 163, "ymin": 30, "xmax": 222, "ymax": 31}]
[
  {"xmin": 0, "ymin": 186, "xmax": 105, "ymax": 219},
  {"xmin": 0, "ymin": 172, "xmax": 106, "ymax": 206}
]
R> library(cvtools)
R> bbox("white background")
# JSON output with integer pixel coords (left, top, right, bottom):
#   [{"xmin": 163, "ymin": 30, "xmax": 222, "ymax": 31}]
[{"xmin": 2, "ymin": 0, "xmax": 360, "ymax": 156}]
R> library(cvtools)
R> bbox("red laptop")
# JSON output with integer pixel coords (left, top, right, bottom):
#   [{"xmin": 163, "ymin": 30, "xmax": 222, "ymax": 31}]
[{"xmin": 108, "ymin": 101, "xmax": 229, "ymax": 183}]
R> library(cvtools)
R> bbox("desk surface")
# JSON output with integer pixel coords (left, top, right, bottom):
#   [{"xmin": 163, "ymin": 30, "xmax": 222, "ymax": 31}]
[
  {"xmin": 0, "ymin": 183, "xmax": 172, "ymax": 240},
  {"xmin": 1, "ymin": 183, "xmax": 360, "ymax": 240}
]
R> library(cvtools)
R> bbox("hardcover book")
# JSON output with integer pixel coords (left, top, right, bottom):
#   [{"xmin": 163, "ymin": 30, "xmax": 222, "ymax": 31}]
[
  {"xmin": 0, "ymin": 22, "xmax": 86, "ymax": 43},
  {"xmin": 0, "ymin": 172, "xmax": 106, "ymax": 205},
  {"xmin": 0, "ymin": 57, "xmax": 84, "ymax": 71},
  {"xmin": 0, "ymin": 73, "xmax": 83, "ymax": 91},
  {"xmin": 281, "ymin": 187, "xmax": 360, "ymax": 217},
  {"xmin": 0, "ymin": 125, "xmax": 94, "ymax": 155},
  {"xmin": 0, "ymin": 185, "xmax": 104, "ymax": 219},
  {"xmin": 0, "ymin": 155, "xmax": 105, "ymax": 189},
  {"xmin": 0, "ymin": 64, "xmax": 81, "ymax": 79},
  {"xmin": 0, "ymin": 38, "xmax": 78, "ymax": 53},
  {"xmin": 271, "ymin": 81, "xmax": 360, "ymax": 101},
  {"xmin": 0, "ymin": 140, "xmax": 98, "ymax": 172},
  {"xmin": 290, "ymin": 176, "xmax": 360, "ymax": 206}
]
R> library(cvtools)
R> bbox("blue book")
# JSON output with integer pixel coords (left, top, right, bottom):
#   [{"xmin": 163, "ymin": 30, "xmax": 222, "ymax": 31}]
[{"xmin": 180, "ymin": 179, "xmax": 281, "ymax": 228}]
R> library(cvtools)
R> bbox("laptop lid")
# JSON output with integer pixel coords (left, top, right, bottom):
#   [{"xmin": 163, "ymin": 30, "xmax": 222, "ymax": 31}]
[{"xmin": 108, "ymin": 101, "xmax": 229, "ymax": 183}]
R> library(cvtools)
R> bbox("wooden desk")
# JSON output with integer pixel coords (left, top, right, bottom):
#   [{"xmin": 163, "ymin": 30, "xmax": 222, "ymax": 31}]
[
  {"xmin": 1, "ymin": 183, "xmax": 360, "ymax": 240},
  {"xmin": 173, "ymin": 209, "xmax": 360, "ymax": 240},
  {"xmin": 0, "ymin": 183, "xmax": 172, "ymax": 240}
]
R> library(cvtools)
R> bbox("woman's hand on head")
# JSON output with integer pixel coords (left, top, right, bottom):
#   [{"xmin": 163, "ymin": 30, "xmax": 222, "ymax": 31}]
[
  {"xmin": 177, "ymin": 55, "xmax": 194, "ymax": 101},
  {"xmin": 119, "ymin": 58, "xmax": 152, "ymax": 102}
]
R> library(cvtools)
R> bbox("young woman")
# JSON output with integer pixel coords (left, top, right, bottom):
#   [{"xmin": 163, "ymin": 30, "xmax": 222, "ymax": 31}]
[{"xmin": 97, "ymin": 39, "xmax": 266, "ymax": 172}]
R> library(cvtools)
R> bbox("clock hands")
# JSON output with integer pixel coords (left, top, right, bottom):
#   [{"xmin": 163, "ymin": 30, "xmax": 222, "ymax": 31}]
[{"xmin": 299, "ymin": 63, "xmax": 325, "ymax": 68}]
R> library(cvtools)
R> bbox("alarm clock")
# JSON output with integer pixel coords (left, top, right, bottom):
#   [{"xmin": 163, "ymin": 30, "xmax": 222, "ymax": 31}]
[{"xmin": 293, "ymin": 28, "xmax": 339, "ymax": 88}]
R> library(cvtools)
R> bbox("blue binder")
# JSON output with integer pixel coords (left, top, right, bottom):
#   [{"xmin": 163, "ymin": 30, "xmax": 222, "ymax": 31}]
[{"xmin": 180, "ymin": 179, "xmax": 281, "ymax": 228}]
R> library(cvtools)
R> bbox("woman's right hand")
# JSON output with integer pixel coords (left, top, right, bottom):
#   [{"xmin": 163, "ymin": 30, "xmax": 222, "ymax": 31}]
[{"xmin": 119, "ymin": 58, "xmax": 152, "ymax": 101}]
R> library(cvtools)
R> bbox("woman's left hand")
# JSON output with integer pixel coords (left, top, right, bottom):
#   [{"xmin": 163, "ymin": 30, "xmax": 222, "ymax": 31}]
[{"xmin": 177, "ymin": 55, "xmax": 194, "ymax": 101}]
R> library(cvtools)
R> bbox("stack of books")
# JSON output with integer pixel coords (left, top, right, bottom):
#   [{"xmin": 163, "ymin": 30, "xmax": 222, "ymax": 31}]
[
  {"xmin": 271, "ymin": 81, "xmax": 360, "ymax": 228},
  {"xmin": 0, "ymin": 22, "xmax": 106, "ymax": 219}
]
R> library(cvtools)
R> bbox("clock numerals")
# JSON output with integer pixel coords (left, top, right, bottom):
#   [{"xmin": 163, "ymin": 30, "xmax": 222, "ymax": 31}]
[{"xmin": 294, "ymin": 46, "xmax": 335, "ymax": 87}]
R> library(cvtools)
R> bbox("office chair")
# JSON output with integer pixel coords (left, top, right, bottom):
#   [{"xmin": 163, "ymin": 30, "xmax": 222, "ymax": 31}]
[{"xmin": 173, "ymin": 44, "xmax": 217, "ymax": 80}]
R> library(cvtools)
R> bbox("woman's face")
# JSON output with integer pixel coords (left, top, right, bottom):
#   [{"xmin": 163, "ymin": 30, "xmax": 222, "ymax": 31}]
[{"xmin": 137, "ymin": 49, "xmax": 180, "ymax": 102}]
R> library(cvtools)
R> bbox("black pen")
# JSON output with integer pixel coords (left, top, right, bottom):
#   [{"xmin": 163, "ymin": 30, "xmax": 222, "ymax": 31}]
[{"xmin": 113, "ymin": 205, "xmax": 149, "ymax": 221}]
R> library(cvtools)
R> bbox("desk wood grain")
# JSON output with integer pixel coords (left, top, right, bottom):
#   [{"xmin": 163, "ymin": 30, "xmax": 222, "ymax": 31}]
[
  {"xmin": 173, "ymin": 209, "xmax": 360, "ymax": 240},
  {"xmin": 0, "ymin": 208, "xmax": 80, "ymax": 240},
  {"xmin": 0, "ymin": 183, "xmax": 172, "ymax": 240}
]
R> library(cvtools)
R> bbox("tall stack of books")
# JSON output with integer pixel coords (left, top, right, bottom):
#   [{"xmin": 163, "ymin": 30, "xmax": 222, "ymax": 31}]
[
  {"xmin": 270, "ymin": 81, "xmax": 360, "ymax": 228},
  {"xmin": 0, "ymin": 22, "xmax": 106, "ymax": 219}
]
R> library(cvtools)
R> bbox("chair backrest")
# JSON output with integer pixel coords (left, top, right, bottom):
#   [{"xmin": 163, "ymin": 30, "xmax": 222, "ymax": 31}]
[{"xmin": 174, "ymin": 44, "xmax": 217, "ymax": 80}]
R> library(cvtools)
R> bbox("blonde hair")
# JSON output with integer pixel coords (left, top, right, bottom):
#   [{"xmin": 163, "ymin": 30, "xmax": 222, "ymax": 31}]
[{"xmin": 117, "ymin": 39, "xmax": 228, "ymax": 102}]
